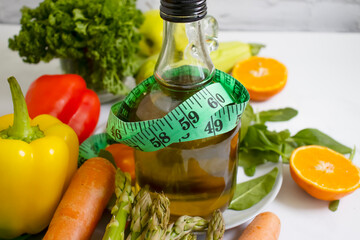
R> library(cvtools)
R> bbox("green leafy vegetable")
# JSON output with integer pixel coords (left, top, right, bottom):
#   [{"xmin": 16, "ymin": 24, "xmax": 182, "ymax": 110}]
[
  {"xmin": 98, "ymin": 149, "xmax": 117, "ymax": 168},
  {"xmin": 240, "ymin": 104, "xmax": 255, "ymax": 142},
  {"xmin": 258, "ymin": 107, "xmax": 298, "ymax": 123},
  {"xmin": 8, "ymin": 0, "xmax": 143, "ymax": 95},
  {"xmin": 238, "ymin": 106, "xmax": 297, "ymax": 176},
  {"xmin": 243, "ymin": 166, "xmax": 256, "ymax": 177},
  {"xmin": 238, "ymin": 105, "xmax": 352, "ymax": 176},
  {"xmin": 329, "ymin": 200, "xmax": 340, "ymax": 212},
  {"xmin": 241, "ymin": 125, "xmax": 282, "ymax": 154},
  {"xmin": 228, "ymin": 167, "xmax": 278, "ymax": 211},
  {"xmin": 238, "ymin": 149, "xmax": 280, "ymax": 176},
  {"xmin": 282, "ymin": 128, "xmax": 352, "ymax": 163},
  {"xmin": 287, "ymin": 128, "xmax": 352, "ymax": 155}
]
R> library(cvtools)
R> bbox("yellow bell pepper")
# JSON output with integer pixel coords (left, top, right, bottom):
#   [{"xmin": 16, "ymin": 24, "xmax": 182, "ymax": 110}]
[{"xmin": 0, "ymin": 77, "xmax": 79, "ymax": 239}]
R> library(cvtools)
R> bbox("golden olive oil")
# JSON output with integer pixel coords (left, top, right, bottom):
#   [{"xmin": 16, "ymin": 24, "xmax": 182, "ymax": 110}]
[{"xmin": 129, "ymin": 82, "xmax": 239, "ymax": 218}]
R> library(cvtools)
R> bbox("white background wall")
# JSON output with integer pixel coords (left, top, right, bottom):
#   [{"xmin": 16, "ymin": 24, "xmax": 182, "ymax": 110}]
[{"xmin": 1, "ymin": 0, "xmax": 360, "ymax": 32}]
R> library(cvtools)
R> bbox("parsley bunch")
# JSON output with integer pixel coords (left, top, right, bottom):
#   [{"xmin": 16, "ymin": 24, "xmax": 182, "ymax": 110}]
[{"xmin": 9, "ymin": 0, "xmax": 143, "ymax": 95}]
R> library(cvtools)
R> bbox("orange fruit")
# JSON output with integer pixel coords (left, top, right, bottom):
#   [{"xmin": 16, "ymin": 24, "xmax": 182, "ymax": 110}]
[
  {"xmin": 289, "ymin": 145, "xmax": 360, "ymax": 201},
  {"xmin": 232, "ymin": 56, "xmax": 287, "ymax": 101}
]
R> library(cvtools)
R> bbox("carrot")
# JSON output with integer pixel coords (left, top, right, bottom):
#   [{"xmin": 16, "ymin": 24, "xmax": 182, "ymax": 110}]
[
  {"xmin": 238, "ymin": 212, "xmax": 281, "ymax": 240},
  {"xmin": 43, "ymin": 157, "xmax": 116, "ymax": 240}
]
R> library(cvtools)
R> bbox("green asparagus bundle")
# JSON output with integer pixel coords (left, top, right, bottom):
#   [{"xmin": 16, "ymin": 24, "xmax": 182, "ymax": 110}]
[
  {"xmin": 101, "ymin": 169, "xmax": 225, "ymax": 240},
  {"xmin": 103, "ymin": 170, "xmax": 134, "ymax": 240},
  {"xmin": 206, "ymin": 209, "xmax": 225, "ymax": 240}
]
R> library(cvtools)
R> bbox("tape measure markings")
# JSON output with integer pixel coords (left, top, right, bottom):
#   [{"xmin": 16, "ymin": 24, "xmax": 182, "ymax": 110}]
[
  {"xmin": 163, "ymin": 117, "xmax": 173, "ymax": 130},
  {"xmin": 78, "ymin": 133, "xmax": 116, "ymax": 166},
  {"xmin": 107, "ymin": 87, "xmax": 243, "ymax": 150},
  {"xmin": 134, "ymin": 135, "xmax": 144, "ymax": 145},
  {"xmin": 105, "ymin": 68, "xmax": 249, "ymax": 152}
]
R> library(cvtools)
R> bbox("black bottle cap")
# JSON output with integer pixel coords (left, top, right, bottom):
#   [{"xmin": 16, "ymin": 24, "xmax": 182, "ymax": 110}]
[{"xmin": 160, "ymin": 0, "xmax": 207, "ymax": 23}]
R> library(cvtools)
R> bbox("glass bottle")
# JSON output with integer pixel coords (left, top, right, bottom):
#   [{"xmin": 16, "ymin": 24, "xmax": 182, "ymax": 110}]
[{"xmin": 126, "ymin": 0, "xmax": 240, "ymax": 219}]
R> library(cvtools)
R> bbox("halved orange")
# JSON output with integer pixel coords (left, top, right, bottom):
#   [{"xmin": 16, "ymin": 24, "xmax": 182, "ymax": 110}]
[
  {"xmin": 290, "ymin": 145, "xmax": 360, "ymax": 201},
  {"xmin": 232, "ymin": 56, "xmax": 287, "ymax": 101}
]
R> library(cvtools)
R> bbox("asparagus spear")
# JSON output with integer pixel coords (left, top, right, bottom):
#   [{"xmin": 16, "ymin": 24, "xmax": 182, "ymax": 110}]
[
  {"xmin": 103, "ymin": 170, "xmax": 134, "ymax": 240},
  {"xmin": 181, "ymin": 233, "xmax": 197, "ymax": 240},
  {"xmin": 150, "ymin": 193, "xmax": 171, "ymax": 229},
  {"xmin": 206, "ymin": 209, "xmax": 225, "ymax": 240},
  {"xmin": 141, "ymin": 193, "xmax": 170, "ymax": 239},
  {"xmin": 127, "ymin": 187, "xmax": 153, "ymax": 240},
  {"xmin": 165, "ymin": 216, "xmax": 208, "ymax": 240}
]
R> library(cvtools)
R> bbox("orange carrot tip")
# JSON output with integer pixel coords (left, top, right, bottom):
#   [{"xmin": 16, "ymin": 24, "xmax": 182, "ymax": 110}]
[{"xmin": 238, "ymin": 211, "xmax": 281, "ymax": 240}]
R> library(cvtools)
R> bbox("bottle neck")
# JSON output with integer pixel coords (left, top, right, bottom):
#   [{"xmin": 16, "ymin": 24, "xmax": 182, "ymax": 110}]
[{"xmin": 154, "ymin": 19, "xmax": 215, "ymax": 91}]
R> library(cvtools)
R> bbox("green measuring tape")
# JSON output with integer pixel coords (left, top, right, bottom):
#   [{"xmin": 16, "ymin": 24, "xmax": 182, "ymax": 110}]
[
  {"xmin": 78, "ymin": 132, "xmax": 116, "ymax": 166},
  {"xmin": 79, "ymin": 68, "xmax": 249, "ymax": 162},
  {"xmin": 105, "ymin": 68, "xmax": 249, "ymax": 152}
]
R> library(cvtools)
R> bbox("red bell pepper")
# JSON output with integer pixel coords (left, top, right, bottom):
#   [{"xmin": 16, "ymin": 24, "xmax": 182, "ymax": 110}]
[{"xmin": 25, "ymin": 74, "xmax": 100, "ymax": 143}]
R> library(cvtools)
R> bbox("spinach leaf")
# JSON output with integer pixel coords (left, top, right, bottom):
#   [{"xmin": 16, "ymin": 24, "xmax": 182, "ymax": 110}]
[
  {"xmin": 290, "ymin": 128, "xmax": 352, "ymax": 154},
  {"xmin": 281, "ymin": 142, "xmax": 296, "ymax": 163},
  {"xmin": 244, "ymin": 166, "xmax": 256, "ymax": 177},
  {"xmin": 98, "ymin": 149, "xmax": 117, "ymax": 168},
  {"xmin": 229, "ymin": 167, "xmax": 278, "ymax": 210},
  {"xmin": 238, "ymin": 149, "xmax": 280, "ymax": 176},
  {"xmin": 265, "ymin": 129, "xmax": 291, "ymax": 145},
  {"xmin": 240, "ymin": 125, "xmax": 284, "ymax": 155},
  {"xmin": 240, "ymin": 104, "xmax": 255, "ymax": 142},
  {"xmin": 239, "ymin": 124, "xmax": 287, "ymax": 175},
  {"xmin": 258, "ymin": 107, "xmax": 298, "ymax": 123},
  {"xmin": 329, "ymin": 200, "xmax": 340, "ymax": 212}
]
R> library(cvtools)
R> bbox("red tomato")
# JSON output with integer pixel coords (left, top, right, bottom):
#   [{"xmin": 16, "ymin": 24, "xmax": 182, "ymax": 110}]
[{"xmin": 105, "ymin": 143, "xmax": 135, "ymax": 180}]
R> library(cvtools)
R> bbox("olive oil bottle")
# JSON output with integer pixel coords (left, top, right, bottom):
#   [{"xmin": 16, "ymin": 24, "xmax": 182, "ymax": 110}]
[{"xmin": 125, "ymin": 0, "xmax": 240, "ymax": 219}]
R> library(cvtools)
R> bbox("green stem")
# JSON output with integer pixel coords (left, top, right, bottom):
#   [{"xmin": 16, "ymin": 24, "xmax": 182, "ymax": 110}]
[
  {"xmin": 102, "ymin": 202, "xmax": 128, "ymax": 240},
  {"xmin": 102, "ymin": 170, "xmax": 133, "ymax": 240},
  {"xmin": 329, "ymin": 200, "xmax": 340, "ymax": 212},
  {"xmin": 255, "ymin": 112, "xmax": 261, "ymax": 124},
  {"xmin": 8, "ymin": 76, "xmax": 33, "ymax": 137},
  {"xmin": 349, "ymin": 145, "xmax": 356, "ymax": 161},
  {"xmin": 0, "ymin": 76, "xmax": 44, "ymax": 142}
]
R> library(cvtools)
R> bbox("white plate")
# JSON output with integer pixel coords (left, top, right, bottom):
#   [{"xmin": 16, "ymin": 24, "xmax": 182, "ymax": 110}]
[{"xmin": 223, "ymin": 161, "xmax": 283, "ymax": 230}]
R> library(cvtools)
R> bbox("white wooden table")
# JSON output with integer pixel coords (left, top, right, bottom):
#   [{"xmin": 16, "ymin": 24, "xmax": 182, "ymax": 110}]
[{"xmin": 1, "ymin": 24, "xmax": 360, "ymax": 240}]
